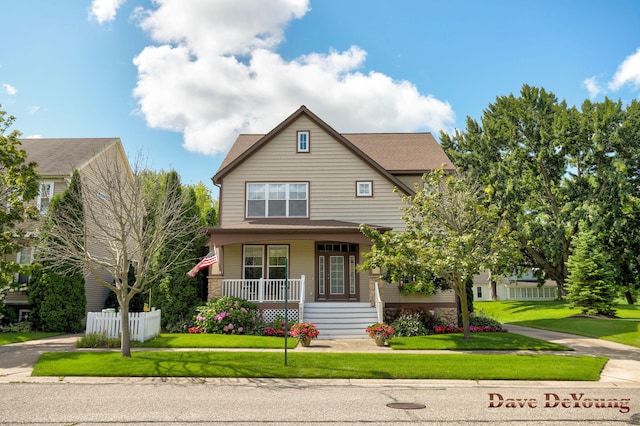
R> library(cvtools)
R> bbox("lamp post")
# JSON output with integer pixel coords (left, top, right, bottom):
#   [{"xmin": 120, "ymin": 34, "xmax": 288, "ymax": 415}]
[{"xmin": 284, "ymin": 257, "xmax": 289, "ymax": 365}]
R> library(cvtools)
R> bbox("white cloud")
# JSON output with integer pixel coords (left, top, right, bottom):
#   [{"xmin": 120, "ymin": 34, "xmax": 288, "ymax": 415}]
[
  {"xmin": 582, "ymin": 77, "xmax": 603, "ymax": 99},
  {"xmin": 89, "ymin": 0, "xmax": 126, "ymax": 24},
  {"xmin": 27, "ymin": 106, "xmax": 41, "ymax": 115},
  {"xmin": 608, "ymin": 47, "xmax": 640, "ymax": 91},
  {"xmin": 3, "ymin": 83, "xmax": 17, "ymax": 95},
  {"xmin": 132, "ymin": 0, "xmax": 455, "ymax": 156}
]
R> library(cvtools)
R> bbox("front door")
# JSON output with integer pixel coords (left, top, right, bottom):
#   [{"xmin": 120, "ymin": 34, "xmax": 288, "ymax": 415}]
[{"xmin": 316, "ymin": 243, "xmax": 357, "ymax": 300}]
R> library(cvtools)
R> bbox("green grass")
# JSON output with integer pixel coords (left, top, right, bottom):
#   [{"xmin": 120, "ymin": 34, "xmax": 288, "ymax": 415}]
[
  {"xmin": 134, "ymin": 333, "xmax": 298, "ymax": 349},
  {"xmin": 32, "ymin": 351, "xmax": 606, "ymax": 381},
  {"xmin": 476, "ymin": 300, "xmax": 640, "ymax": 348},
  {"xmin": 0, "ymin": 332, "xmax": 62, "ymax": 346},
  {"xmin": 389, "ymin": 332, "xmax": 570, "ymax": 351}
]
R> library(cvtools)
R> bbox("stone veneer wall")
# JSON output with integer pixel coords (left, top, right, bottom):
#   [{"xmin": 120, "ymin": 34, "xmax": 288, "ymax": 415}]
[{"xmin": 207, "ymin": 276, "xmax": 222, "ymax": 300}]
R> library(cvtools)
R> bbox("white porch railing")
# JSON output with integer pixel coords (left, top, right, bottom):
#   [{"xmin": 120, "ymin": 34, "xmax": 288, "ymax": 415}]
[
  {"xmin": 85, "ymin": 310, "xmax": 161, "ymax": 342},
  {"xmin": 374, "ymin": 281, "xmax": 384, "ymax": 323},
  {"xmin": 222, "ymin": 277, "xmax": 305, "ymax": 303}
]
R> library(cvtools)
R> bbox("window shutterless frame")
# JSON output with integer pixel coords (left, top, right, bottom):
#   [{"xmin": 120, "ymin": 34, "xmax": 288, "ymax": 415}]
[{"xmin": 297, "ymin": 130, "xmax": 310, "ymax": 153}]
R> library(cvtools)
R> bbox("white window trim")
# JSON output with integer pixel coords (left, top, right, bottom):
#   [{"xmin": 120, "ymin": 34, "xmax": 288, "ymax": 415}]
[
  {"xmin": 37, "ymin": 181, "xmax": 54, "ymax": 214},
  {"xmin": 246, "ymin": 182, "xmax": 308, "ymax": 218},
  {"xmin": 297, "ymin": 130, "xmax": 310, "ymax": 153},
  {"xmin": 356, "ymin": 181, "xmax": 373, "ymax": 197},
  {"xmin": 243, "ymin": 245, "xmax": 265, "ymax": 279},
  {"xmin": 243, "ymin": 244, "xmax": 290, "ymax": 279}
]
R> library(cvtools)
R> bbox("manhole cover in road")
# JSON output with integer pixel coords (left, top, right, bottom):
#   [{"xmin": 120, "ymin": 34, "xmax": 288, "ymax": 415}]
[{"xmin": 386, "ymin": 403, "xmax": 426, "ymax": 410}]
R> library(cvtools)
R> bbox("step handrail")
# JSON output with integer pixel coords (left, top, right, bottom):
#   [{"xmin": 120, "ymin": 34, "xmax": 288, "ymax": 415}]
[{"xmin": 374, "ymin": 281, "xmax": 383, "ymax": 323}]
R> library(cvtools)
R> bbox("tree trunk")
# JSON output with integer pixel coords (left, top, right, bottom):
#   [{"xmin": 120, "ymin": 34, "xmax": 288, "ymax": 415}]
[
  {"xmin": 625, "ymin": 290, "xmax": 635, "ymax": 305},
  {"xmin": 120, "ymin": 304, "xmax": 131, "ymax": 357},
  {"xmin": 488, "ymin": 270, "xmax": 498, "ymax": 300},
  {"xmin": 457, "ymin": 281, "xmax": 471, "ymax": 340}
]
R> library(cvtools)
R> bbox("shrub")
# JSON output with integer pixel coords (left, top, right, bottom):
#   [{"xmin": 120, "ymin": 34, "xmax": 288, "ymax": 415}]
[
  {"xmin": 390, "ymin": 313, "xmax": 428, "ymax": 337},
  {"xmin": 76, "ymin": 333, "xmax": 120, "ymax": 348},
  {"xmin": 28, "ymin": 268, "xmax": 86, "ymax": 333},
  {"xmin": 1, "ymin": 321, "xmax": 32, "ymax": 333},
  {"xmin": 193, "ymin": 297, "xmax": 260, "ymax": 335},
  {"xmin": 387, "ymin": 306, "xmax": 444, "ymax": 334},
  {"xmin": 469, "ymin": 312, "xmax": 503, "ymax": 329}
]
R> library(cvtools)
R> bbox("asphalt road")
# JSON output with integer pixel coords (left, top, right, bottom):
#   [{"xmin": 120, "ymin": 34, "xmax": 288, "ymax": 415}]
[
  {"xmin": 1, "ymin": 378, "xmax": 639, "ymax": 425},
  {"xmin": 1, "ymin": 327, "xmax": 639, "ymax": 425}
]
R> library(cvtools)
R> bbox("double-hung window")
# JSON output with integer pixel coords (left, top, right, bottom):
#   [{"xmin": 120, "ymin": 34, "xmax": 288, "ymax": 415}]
[
  {"xmin": 243, "ymin": 245, "xmax": 289, "ymax": 279},
  {"xmin": 37, "ymin": 182, "xmax": 54, "ymax": 214},
  {"xmin": 246, "ymin": 182, "xmax": 308, "ymax": 218}
]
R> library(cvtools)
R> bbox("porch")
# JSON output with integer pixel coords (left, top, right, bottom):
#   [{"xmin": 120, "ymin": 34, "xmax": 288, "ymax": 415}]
[{"xmin": 220, "ymin": 277, "xmax": 384, "ymax": 339}]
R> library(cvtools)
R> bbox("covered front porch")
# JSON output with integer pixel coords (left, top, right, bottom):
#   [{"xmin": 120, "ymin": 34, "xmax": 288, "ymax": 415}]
[{"xmin": 215, "ymin": 276, "xmax": 384, "ymax": 339}]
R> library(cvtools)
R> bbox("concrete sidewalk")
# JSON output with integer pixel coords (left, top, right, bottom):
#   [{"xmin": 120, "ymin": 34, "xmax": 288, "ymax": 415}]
[{"xmin": 1, "ymin": 326, "xmax": 639, "ymax": 383}]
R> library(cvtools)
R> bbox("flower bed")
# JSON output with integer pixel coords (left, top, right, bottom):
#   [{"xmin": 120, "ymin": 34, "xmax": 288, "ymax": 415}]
[{"xmin": 434, "ymin": 325, "xmax": 508, "ymax": 334}]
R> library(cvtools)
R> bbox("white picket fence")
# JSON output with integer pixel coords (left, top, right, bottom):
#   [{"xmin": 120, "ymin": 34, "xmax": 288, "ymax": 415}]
[{"xmin": 85, "ymin": 310, "xmax": 161, "ymax": 342}]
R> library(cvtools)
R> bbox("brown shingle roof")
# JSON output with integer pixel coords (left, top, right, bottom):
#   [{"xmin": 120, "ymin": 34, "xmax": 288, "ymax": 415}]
[
  {"xmin": 213, "ymin": 106, "xmax": 454, "ymax": 189},
  {"xmin": 19, "ymin": 138, "xmax": 120, "ymax": 177},
  {"xmin": 343, "ymin": 133, "xmax": 454, "ymax": 172}
]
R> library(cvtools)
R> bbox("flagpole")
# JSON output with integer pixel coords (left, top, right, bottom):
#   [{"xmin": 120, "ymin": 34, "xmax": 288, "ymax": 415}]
[{"xmin": 284, "ymin": 257, "xmax": 289, "ymax": 366}]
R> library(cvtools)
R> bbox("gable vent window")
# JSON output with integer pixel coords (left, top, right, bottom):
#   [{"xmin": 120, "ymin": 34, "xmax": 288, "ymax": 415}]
[
  {"xmin": 247, "ymin": 182, "xmax": 308, "ymax": 218},
  {"xmin": 297, "ymin": 131, "xmax": 310, "ymax": 153}
]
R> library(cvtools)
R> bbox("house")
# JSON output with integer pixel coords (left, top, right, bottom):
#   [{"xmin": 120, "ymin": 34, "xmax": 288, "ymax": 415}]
[
  {"xmin": 3, "ymin": 138, "xmax": 132, "ymax": 320},
  {"xmin": 472, "ymin": 270, "xmax": 558, "ymax": 302},
  {"xmin": 204, "ymin": 105, "xmax": 458, "ymax": 338}
]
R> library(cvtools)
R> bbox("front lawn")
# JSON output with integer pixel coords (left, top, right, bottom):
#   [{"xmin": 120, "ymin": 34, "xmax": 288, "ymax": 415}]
[
  {"xmin": 389, "ymin": 332, "xmax": 570, "ymax": 351},
  {"xmin": 476, "ymin": 301, "xmax": 640, "ymax": 348},
  {"xmin": 134, "ymin": 333, "xmax": 298, "ymax": 349},
  {"xmin": 32, "ymin": 351, "xmax": 606, "ymax": 381},
  {"xmin": 0, "ymin": 332, "xmax": 62, "ymax": 346}
]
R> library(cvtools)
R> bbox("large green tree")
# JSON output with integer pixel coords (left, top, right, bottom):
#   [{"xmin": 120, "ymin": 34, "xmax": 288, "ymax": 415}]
[
  {"xmin": 0, "ymin": 107, "xmax": 39, "ymax": 320},
  {"xmin": 362, "ymin": 170, "xmax": 517, "ymax": 339},
  {"xmin": 441, "ymin": 86, "xmax": 640, "ymax": 299}
]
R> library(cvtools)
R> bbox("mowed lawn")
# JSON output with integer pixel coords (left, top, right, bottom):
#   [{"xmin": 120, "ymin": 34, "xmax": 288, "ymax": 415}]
[
  {"xmin": 32, "ymin": 351, "xmax": 605, "ymax": 381},
  {"xmin": 475, "ymin": 300, "xmax": 640, "ymax": 348},
  {"xmin": 0, "ymin": 332, "xmax": 62, "ymax": 346}
]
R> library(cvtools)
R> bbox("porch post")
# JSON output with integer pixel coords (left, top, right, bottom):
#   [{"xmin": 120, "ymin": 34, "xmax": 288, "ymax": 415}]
[{"xmin": 258, "ymin": 277, "xmax": 264, "ymax": 303}]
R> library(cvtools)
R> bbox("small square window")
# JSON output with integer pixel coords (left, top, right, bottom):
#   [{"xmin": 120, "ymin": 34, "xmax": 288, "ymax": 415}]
[
  {"xmin": 297, "ymin": 131, "xmax": 310, "ymax": 153},
  {"xmin": 356, "ymin": 181, "xmax": 372, "ymax": 197}
]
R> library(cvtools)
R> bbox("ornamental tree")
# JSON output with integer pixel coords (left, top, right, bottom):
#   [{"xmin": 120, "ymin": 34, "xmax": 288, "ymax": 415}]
[
  {"xmin": 39, "ymin": 152, "xmax": 200, "ymax": 357},
  {"xmin": 362, "ymin": 169, "xmax": 518, "ymax": 339}
]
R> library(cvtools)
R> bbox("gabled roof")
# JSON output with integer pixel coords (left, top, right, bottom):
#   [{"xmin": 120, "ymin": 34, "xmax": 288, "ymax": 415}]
[
  {"xmin": 19, "ymin": 138, "xmax": 122, "ymax": 177},
  {"xmin": 212, "ymin": 106, "xmax": 453, "ymax": 194}
]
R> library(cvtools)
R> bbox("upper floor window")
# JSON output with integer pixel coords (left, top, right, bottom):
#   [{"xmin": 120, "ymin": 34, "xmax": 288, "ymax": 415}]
[
  {"xmin": 356, "ymin": 181, "xmax": 372, "ymax": 197},
  {"xmin": 37, "ymin": 181, "xmax": 54, "ymax": 214},
  {"xmin": 297, "ymin": 131, "xmax": 310, "ymax": 153},
  {"xmin": 246, "ymin": 182, "xmax": 308, "ymax": 218}
]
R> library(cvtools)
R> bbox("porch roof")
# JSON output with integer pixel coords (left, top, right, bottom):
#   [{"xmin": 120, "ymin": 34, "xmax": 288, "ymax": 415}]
[{"xmin": 205, "ymin": 219, "xmax": 391, "ymax": 246}]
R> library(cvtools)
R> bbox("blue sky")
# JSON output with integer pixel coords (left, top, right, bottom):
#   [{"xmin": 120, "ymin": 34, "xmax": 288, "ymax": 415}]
[{"xmin": 2, "ymin": 1, "xmax": 640, "ymax": 197}]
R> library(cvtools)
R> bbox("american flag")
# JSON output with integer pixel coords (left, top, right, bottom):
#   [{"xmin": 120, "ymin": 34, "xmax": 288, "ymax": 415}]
[{"xmin": 187, "ymin": 247, "xmax": 217, "ymax": 277}]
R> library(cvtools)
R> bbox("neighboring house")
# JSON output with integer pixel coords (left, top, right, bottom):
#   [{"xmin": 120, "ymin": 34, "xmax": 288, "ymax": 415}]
[
  {"xmin": 204, "ymin": 105, "xmax": 458, "ymax": 338},
  {"xmin": 3, "ymin": 138, "xmax": 131, "ymax": 320},
  {"xmin": 472, "ymin": 270, "xmax": 558, "ymax": 301}
]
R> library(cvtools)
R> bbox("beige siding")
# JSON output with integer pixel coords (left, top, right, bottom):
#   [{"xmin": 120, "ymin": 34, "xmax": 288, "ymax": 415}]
[
  {"xmin": 220, "ymin": 117, "xmax": 407, "ymax": 230},
  {"xmin": 382, "ymin": 286, "xmax": 456, "ymax": 304}
]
